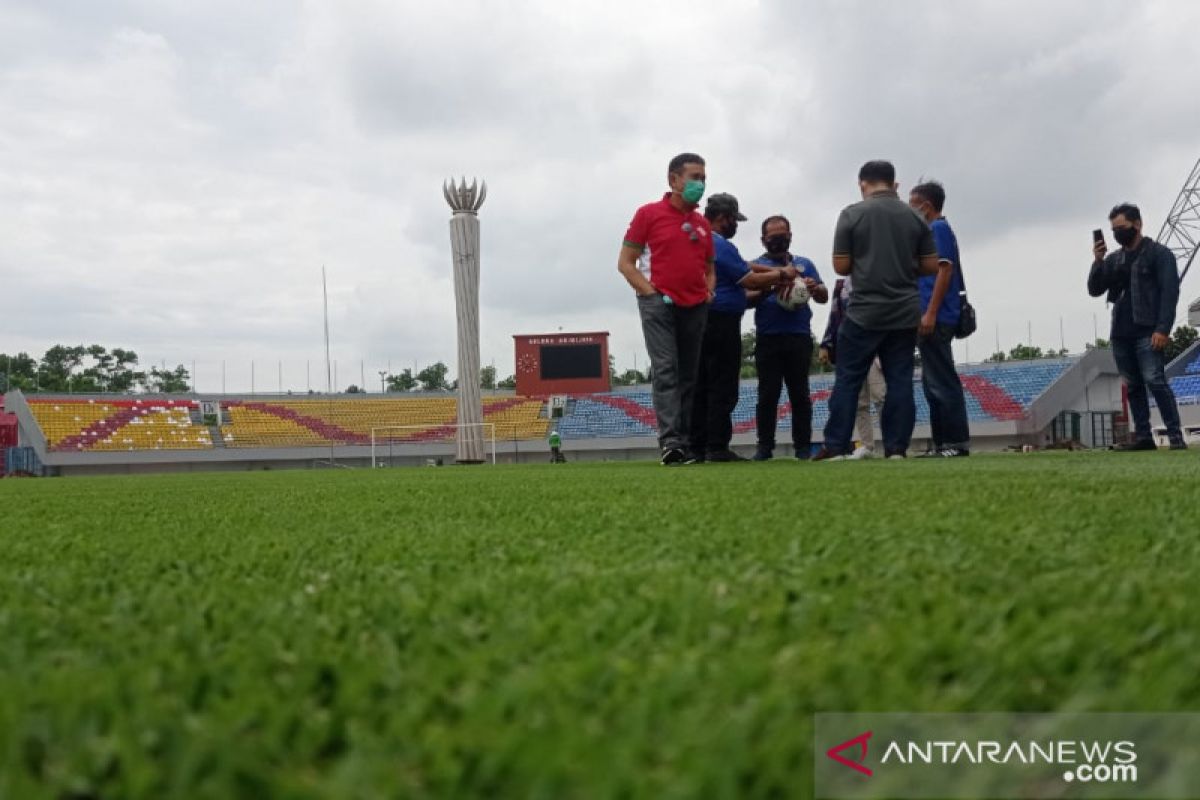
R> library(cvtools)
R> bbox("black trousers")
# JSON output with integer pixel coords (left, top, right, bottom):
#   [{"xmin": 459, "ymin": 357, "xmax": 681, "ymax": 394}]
[
  {"xmin": 755, "ymin": 333, "xmax": 813, "ymax": 452},
  {"xmin": 690, "ymin": 309, "xmax": 744, "ymax": 454}
]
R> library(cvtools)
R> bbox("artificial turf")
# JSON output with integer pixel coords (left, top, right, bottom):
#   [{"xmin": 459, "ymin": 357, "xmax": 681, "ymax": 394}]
[{"xmin": 1, "ymin": 452, "xmax": 1198, "ymax": 799}]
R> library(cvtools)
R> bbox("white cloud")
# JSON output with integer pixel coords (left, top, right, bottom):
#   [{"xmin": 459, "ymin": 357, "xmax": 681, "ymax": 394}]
[{"xmin": 1, "ymin": 0, "xmax": 1198, "ymax": 391}]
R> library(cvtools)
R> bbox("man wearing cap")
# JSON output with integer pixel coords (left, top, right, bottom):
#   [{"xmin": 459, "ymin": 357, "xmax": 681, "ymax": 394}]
[
  {"xmin": 691, "ymin": 194, "xmax": 798, "ymax": 462},
  {"xmin": 618, "ymin": 153, "xmax": 716, "ymax": 465}
]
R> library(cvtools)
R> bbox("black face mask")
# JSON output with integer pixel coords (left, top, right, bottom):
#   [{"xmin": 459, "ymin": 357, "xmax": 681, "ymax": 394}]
[
  {"xmin": 1113, "ymin": 226, "xmax": 1138, "ymax": 247},
  {"xmin": 765, "ymin": 234, "xmax": 791, "ymax": 255}
]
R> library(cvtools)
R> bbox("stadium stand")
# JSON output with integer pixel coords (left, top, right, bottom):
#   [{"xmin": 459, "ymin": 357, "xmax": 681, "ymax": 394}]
[
  {"xmin": 27, "ymin": 398, "xmax": 211, "ymax": 452},
  {"xmin": 7, "ymin": 354, "xmax": 1127, "ymax": 473},
  {"xmin": 221, "ymin": 397, "xmax": 547, "ymax": 447},
  {"xmin": 1167, "ymin": 340, "xmax": 1200, "ymax": 405},
  {"xmin": 0, "ymin": 396, "xmax": 16, "ymax": 475},
  {"xmin": 560, "ymin": 360, "xmax": 1074, "ymax": 439},
  {"xmin": 25, "ymin": 395, "xmax": 550, "ymax": 452}
]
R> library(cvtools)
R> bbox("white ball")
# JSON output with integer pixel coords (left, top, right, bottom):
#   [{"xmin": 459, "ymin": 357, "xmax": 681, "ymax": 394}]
[{"xmin": 775, "ymin": 280, "xmax": 810, "ymax": 311}]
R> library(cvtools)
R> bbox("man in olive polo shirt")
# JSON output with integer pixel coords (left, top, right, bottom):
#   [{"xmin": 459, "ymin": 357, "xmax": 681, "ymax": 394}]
[
  {"xmin": 617, "ymin": 152, "xmax": 716, "ymax": 465},
  {"xmin": 815, "ymin": 160, "xmax": 950, "ymax": 460}
]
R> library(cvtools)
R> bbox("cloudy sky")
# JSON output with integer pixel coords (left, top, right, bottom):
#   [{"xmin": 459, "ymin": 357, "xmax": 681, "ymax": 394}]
[{"xmin": 2, "ymin": 0, "xmax": 1198, "ymax": 392}]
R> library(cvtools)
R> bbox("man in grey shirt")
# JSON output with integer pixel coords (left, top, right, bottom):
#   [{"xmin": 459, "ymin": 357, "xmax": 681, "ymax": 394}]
[{"xmin": 813, "ymin": 160, "xmax": 949, "ymax": 460}]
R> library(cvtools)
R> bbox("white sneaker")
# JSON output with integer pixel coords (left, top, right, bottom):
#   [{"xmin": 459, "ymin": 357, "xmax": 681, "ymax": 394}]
[{"xmin": 847, "ymin": 446, "xmax": 875, "ymax": 460}]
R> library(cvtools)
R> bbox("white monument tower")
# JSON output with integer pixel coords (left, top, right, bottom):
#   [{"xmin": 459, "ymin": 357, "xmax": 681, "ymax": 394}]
[{"xmin": 443, "ymin": 177, "xmax": 487, "ymax": 463}]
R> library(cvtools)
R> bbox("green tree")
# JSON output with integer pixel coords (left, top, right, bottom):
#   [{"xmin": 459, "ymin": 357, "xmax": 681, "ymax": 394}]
[
  {"xmin": 79, "ymin": 345, "xmax": 143, "ymax": 392},
  {"xmin": 497, "ymin": 374, "xmax": 517, "ymax": 390},
  {"xmin": 417, "ymin": 362, "xmax": 450, "ymax": 391},
  {"xmin": 386, "ymin": 369, "xmax": 417, "ymax": 392},
  {"xmin": 345, "ymin": 384, "xmax": 364, "ymax": 394},
  {"xmin": 39, "ymin": 345, "xmax": 87, "ymax": 391},
  {"xmin": 808, "ymin": 336, "xmax": 829, "ymax": 374},
  {"xmin": 143, "ymin": 365, "xmax": 191, "ymax": 393},
  {"xmin": 1165, "ymin": 325, "xmax": 1198, "ymax": 363},
  {"xmin": 1085, "ymin": 338, "xmax": 1111, "ymax": 351},
  {"xmin": 480, "ymin": 365, "xmax": 497, "ymax": 390},
  {"xmin": 1007, "ymin": 344, "xmax": 1044, "ymax": 361},
  {"xmin": 740, "ymin": 330, "xmax": 757, "ymax": 378},
  {"xmin": 0, "ymin": 352, "xmax": 39, "ymax": 392},
  {"xmin": 984, "ymin": 351, "xmax": 1007, "ymax": 363}
]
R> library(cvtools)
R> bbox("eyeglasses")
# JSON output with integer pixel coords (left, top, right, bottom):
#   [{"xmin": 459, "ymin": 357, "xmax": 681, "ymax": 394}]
[{"xmin": 681, "ymin": 222, "xmax": 699, "ymax": 242}]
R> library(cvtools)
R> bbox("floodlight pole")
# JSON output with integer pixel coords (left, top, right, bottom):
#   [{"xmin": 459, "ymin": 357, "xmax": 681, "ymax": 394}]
[{"xmin": 444, "ymin": 176, "xmax": 488, "ymax": 464}]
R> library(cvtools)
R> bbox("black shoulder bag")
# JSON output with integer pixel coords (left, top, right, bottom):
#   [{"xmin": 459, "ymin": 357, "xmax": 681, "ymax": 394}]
[{"xmin": 954, "ymin": 259, "xmax": 977, "ymax": 340}]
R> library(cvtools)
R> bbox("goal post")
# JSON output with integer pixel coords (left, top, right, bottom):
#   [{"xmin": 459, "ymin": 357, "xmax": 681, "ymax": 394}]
[{"xmin": 370, "ymin": 422, "xmax": 497, "ymax": 468}]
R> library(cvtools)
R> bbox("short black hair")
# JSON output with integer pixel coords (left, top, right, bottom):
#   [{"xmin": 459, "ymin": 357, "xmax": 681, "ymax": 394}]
[
  {"xmin": 668, "ymin": 152, "xmax": 705, "ymax": 175},
  {"xmin": 858, "ymin": 160, "xmax": 895, "ymax": 184},
  {"xmin": 761, "ymin": 215, "xmax": 791, "ymax": 235},
  {"xmin": 911, "ymin": 180, "xmax": 946, "ymax": 212},
  {"xmin": 1109, "ymin": 203, "xmax": 1141, "ymax": 223}
]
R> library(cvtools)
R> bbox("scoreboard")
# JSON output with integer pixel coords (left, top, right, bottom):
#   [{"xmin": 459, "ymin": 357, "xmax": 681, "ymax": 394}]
[{"xmin": 512, "ymin": 332, "xmax": 610, "ymax": 396}]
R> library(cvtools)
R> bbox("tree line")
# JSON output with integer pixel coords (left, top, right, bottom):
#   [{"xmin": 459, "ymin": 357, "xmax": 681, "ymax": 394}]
[
  {"xmin": 985, "ymin": 326, "xmax": 1197, "ymax": 364},
  {"xmin": 0, "ymin": 345, "xmax": 191, "ymax": 394}
]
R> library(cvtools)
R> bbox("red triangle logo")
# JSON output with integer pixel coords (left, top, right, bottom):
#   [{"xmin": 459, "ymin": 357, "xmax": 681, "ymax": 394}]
[{"xmin": 826, "ymin": 731, "xmax": 873, "ymax": 777}]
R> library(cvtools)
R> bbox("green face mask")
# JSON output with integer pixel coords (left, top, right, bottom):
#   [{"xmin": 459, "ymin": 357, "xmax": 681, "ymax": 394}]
[{"xmin": 681, "ymin": 179, "xmax": 705, "ymax": 204}]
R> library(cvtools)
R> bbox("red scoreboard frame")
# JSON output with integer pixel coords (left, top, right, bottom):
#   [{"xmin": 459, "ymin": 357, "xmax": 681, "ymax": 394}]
[{"xmin": 512, "ymin": 332, "xmax": 610, "ymax": 397}]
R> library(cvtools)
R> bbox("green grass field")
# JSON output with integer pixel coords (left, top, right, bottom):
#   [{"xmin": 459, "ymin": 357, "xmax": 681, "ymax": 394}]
[{"xmin": 2, "ymin": 453, "xmax": 1199, "ymax": 799}]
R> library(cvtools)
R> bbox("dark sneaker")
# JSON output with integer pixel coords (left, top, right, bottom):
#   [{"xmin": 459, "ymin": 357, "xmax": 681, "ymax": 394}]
[
  {"xmin": 707, "ymin": 449, "xmax": 748, "ymax": 462},
  {"xmin": 937, "ymin": 447, "xmax": 970, "ymax": 458},
  {"xmin": 1169, "ymin": 438, "xmax": 1188, "ymax": 451},
  {"xmin": 682, "ymin": 451, "xmax": 702, "ymax": 465},
  {"xmin": 661, "ymin": 447, "xmax": 687, "ymax": 465},
  {"xmin": 1112, "ymin": 440, "xmax": 1156, "ymax": 452},
  {"xmin": 751, "ymin": 448, "xmax": 773, "ymax": 462},
  {"xmin": 811, "ymin": 447, "xmax": 847, "ymax": 462}
]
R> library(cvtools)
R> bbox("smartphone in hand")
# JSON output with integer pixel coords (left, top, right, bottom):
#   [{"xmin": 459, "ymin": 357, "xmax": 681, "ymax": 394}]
[{"xmin": 1092, "ymin": 229, "xmax": 1105, "ymax": 247}]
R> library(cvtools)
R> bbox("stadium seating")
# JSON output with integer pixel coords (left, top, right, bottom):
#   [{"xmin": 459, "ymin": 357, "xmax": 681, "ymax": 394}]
[
  {"xmin": 220, "ymin": 397, "xmax": 549, "ymax": 448},
  {"xmin": 27, "ymin": 399, "xmax": 212, "ymax": 452},
  {"xmin": 21, "ymin": 361, "xmax": 1077, "ymax": 451},
  {"xmin": 559, "ymin": 359, "xmax": 1075, "ymax": 439},
  {"xmin": 26, "ymin": 395, "xmax": 550, "ymax": 452},
  {"xmin": 1169, "ymin": 345, "xmax": 1200, "ymax": 405}
]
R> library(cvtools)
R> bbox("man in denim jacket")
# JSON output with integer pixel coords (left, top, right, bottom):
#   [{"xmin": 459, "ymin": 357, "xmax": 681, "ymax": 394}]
[{"xmin": 1087, "ymin": 203, "xmax": 1185, "ymax": 450}]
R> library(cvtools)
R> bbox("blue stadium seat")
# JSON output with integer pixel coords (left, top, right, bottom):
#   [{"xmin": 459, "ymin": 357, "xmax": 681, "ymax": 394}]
[{"xmin": 557, "ymin": 359, "xmax": 1078, "ymax": 439}]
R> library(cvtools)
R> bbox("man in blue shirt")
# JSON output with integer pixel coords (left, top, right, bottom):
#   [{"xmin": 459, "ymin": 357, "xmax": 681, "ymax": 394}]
[
  {"xmin": 910, "ymin": 181, "xmax": 971, "ymax": 457},
  {"xmin": 751, "ymin": 215, "xmax": 828, "ymax": 460},
  {"xmin": 691, "ymin": 194, "xmax": 796, "ymax": 461}
]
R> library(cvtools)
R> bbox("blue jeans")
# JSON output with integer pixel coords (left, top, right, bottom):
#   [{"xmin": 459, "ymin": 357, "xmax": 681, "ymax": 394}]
[
  {"xmin": 1111, "ymin": 336, "xmax": 1182, "ymax": 442},
  {"xmin": 918, "ymin": 323, "xmax": 970, "ymax": 450},
  {"xmin": 823, "ymin": 318, "xmax": 917, "ymax": 456}
]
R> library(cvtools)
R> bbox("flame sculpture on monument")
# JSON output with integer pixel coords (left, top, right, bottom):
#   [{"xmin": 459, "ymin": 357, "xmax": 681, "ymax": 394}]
[{"xmin": 444, "ymin": 177, "xmax": 488, "ymax": 463}]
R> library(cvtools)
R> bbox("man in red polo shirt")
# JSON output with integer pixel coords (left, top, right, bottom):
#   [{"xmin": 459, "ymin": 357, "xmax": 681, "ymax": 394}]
[{"xmin": 618, "ymin": 152, "xmax": 716, "ymax": 465}]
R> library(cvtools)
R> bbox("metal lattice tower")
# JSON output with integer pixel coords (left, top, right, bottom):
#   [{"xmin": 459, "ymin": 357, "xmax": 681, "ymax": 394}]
[{"xmin": 1156, "ymin": 157, "xmax": 1200, "ymax": 285}]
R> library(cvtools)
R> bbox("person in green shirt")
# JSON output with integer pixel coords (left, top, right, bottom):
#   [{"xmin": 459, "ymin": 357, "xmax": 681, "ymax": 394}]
[{"xmin": 548, "ymin": 430, "xmax": 565, "ymax": 463}]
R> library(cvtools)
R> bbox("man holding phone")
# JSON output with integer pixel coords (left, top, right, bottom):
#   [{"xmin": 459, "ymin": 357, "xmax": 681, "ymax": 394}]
[{"xmin": 1087, "ymin": 203, "xmax": 1185, "ymax": 450}]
